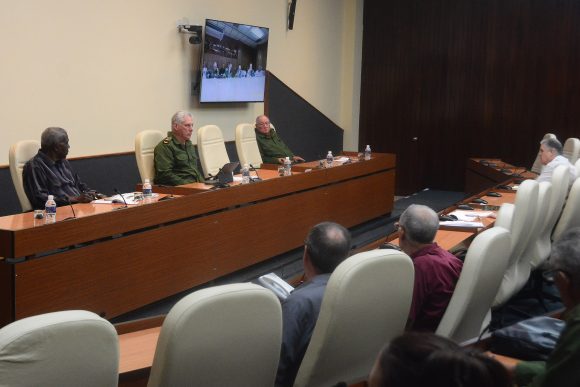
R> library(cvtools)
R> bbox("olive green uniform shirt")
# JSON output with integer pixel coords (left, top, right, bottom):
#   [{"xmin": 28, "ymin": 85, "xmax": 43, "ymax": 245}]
[
  {"xmin": 255, "ymin": 128, "xmax": 295, "ymax": 164},
  {"xmin": 515, "ymin": 304, "xmax": 580, "ymax": 387},
  {"xmin": 154, "ymin": 132, "xmax": 203, "ymax": 186}
]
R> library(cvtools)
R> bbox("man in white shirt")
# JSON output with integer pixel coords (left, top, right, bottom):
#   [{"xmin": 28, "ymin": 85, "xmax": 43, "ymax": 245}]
[{"xmin": 537, "ymin": 138, "xmax": 577, "ymax": 184}]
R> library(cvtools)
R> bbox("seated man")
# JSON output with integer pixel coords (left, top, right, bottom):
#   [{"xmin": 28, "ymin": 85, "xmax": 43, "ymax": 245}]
[
  {"xmin": 509, "ymin": 228, "xmax": 580, "ymax": 387},
  {"xmin": 255, "ymin": 115, "xmax": 305, "ymax": 164},
  {"xmin": 276, "ymin": 222, "xmax": 352, "ymax": 387},
  {"xmin": 154, "ymin": 111, "xmax": 203, "ymax": 186},
  {"xmin": 397, "ymin": 204, "xmax": 463, "ymax": 331},
  {"xmin": 536, "ymin": 138, "xmax": 576, "ymax": 184},
  {"xmin": 23, "ymin": 127, "xmax": 102, "ymax": 210}
]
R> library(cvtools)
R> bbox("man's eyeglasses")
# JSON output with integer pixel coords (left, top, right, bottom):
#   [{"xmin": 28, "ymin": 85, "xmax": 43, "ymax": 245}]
[{"xmin": 256, "ymin": 122, "xmax": 270, "ymax": 126}]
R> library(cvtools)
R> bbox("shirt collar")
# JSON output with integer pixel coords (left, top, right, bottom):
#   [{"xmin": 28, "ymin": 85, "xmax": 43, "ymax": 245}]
[{"xmin": 410, "ymin": 243, "xmax": 440, "ymax": 259}]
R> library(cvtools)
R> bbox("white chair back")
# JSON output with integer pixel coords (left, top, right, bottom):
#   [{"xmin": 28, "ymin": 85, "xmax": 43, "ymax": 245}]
[
  {"xmin": 235, "ymin": 123, "xmax": 263, "ymax": 167},
  {"xmin": 563, "ymin": 137, "xmax": 580, "ymax": 164},
  {"xmin": 0, "ymin": 310, "xmax": 119, "ymax": 387},
  {"xmin": 9, "ymin": 140, "xmax": 40, "ymax": 212},
  {"xmin": 553, "ymin": 177, "xmax": 580, "ymax": 242},
  {"xmin": 135, "ymin": 130, "xmax": 164, "ymax": 182},
  {"xmin": 530, "ymin": 165, "xmax": 570, "ymax": 268},
  {"xmin": 436, "ymin": 227, "xmax": 511, "ymax": 342},
  {"xmin": 147, "ymin": 283, "xmax": 282, "ymax": 387},
  {"xmin": 493, "ymin": 179, "xmax": 539, "ymax": 307},
  {"xmin": 531, "ymin": 133, "xmax": 557, "ymax": 173},
  {"xmin": 197, "ymin": 125, "xmax": 230, "ymax": 178},
  {"xmin": 575, "ymin": 158, "xmax": 580, "ymax": 178},
  {"xmin": 294, "ymin": 250, "xmax": 414, "ymax": 387}
]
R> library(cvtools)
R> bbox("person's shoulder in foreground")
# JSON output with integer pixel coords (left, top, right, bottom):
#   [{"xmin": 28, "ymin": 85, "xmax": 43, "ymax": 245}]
[
  {"xmin": 276, "ymin": 221, "xmax": 352, "ymax": 387},
  {"xmin": 513, "ymin": 227, "xmax": 580, "ymax": 387}
]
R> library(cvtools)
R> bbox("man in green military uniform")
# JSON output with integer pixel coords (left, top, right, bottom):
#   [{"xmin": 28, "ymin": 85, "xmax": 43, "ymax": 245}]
[
  {"xmin": 255, "ymin": 115, "xmax": 305, "ymax": 164},
  {"xmin": 154, "ymin": 111, "xmax": 203, "ymax": 186}
]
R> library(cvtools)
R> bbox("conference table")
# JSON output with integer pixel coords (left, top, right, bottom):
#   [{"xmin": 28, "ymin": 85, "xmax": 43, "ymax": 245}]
[{"xmin": 0, "ymin": 152, "xmax": 396, "ymax": 327}]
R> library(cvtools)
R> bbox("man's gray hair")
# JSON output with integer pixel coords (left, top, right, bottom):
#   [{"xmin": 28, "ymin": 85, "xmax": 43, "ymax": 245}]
[
  {"xmin": 551, "ymin": 227, "xmax": 580, "ymax": 288},
  {"xmin": 541, "ymin": 138, "xmax": 563, "ymax": 155},
  {"xmin": 40, "ymin": 127, "xmax": 67, "ymax": 150},
  {"xmin": 399, "ymin": 204, "xmax": 439, "ymax": 244},
  {"xmin": 171, "ymin": 111, "xmax": 193, "ymax": 128}
]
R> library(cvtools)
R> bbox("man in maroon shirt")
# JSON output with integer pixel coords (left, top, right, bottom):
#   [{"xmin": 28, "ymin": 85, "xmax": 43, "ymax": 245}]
[{"xmin": 398, "ymin": 204, "xmax": 463, "ymax": 331}]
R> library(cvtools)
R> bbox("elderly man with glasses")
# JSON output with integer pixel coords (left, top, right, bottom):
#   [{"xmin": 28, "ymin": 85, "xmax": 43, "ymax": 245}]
[{"xmin": 254, "ymin": 115, "xmax": 305, "ymax": 165}]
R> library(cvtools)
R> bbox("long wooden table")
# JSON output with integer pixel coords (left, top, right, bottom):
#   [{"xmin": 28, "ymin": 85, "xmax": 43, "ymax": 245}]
[
  {"xmin": 465, "ymin": 158, "xmax": 537, "ymax": 195},
  {"xmin": 0, "ymin": 153, "xmax": 396, "ymax": 327}
]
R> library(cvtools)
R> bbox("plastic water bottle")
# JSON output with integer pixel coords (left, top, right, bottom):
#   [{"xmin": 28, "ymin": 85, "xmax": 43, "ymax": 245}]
[
  {"xmin": 364, "ymin": 145, "xmax": 372, "ymax": 160},
  {"xmin": 45, "ymin": 195, "xmax": 57, "ymax": 224},
  {"xmin": 284, "ymin": 157, "xmax": 292, "ymax": 176},
  {"xmin": 326, "ymin": 151, "xmax": 334, "ymax": 168},
  {"xmin": 143, "ymin": 178, "xmax": 153, "ymax": 198},
  {"xmin": 241, "ymin": 164, "xmax": 251, "ymax": 184}
]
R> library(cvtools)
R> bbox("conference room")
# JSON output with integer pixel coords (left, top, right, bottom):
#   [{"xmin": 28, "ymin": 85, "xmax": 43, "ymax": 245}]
[{"xmin": 2, "ymin": 1, "xmax": 580, "ymax": 386}]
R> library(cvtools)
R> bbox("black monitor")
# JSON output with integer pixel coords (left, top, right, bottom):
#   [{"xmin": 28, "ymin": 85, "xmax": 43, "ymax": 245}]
[{"xmin": 200, "ymin": 19, "xmax": 269, "ymax": 103}]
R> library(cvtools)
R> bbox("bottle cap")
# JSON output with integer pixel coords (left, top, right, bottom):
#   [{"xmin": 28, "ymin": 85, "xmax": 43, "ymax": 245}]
[
  {"xmin": 47, "ymin": 195, "xmax": 54, "ymax": 200},
  {"xmin": 285, "ymin": 156, "xmax": 290, "ymax": 161},
  {"xmin": 144, "ymin": 178, "xmax": 150, "ymax": 183}
]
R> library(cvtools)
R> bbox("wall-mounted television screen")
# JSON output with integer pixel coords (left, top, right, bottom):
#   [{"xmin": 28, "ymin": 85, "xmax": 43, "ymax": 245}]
[{"xmin": 200, "ymin": 19, "xmax": 269, "ymax": 103}]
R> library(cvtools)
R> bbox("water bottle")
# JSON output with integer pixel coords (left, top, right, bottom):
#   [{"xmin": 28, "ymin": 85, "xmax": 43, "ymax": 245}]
[
  {"xmin": 364, "ymin": 145, "xmax": 372, "ymax": 160},
  {"xmin": 284, "ymin": 157, "xmax": 292, "ymax": 176},
  {"xmin": 326, "ymin": 151, "xmax": 334, "ymax": 168},
  {"xmin": 45, "ymin": 195, "xmax": 57, "ymax": 224},
  {"xmin": 143, "ymin": 178, "xmax": 153, "ymax": 198},
  {"xmin": 241, "ymin": 164, "xmax": 251, "ymax": 184}
]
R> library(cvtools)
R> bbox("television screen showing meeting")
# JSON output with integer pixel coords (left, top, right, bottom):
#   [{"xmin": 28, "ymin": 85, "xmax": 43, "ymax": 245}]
[{"xmin": 199, "ymin": 19, "xmax": 269, "ymax": 103}]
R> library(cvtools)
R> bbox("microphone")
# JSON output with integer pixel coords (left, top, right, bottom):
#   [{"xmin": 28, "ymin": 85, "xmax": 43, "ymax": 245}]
[
  {"xmin": 113, "ymin": 188, "xmax": 129, "ymax": 209},
  {"xmin": 248, "ymin": 164, "xmax": 263, "ymax": 182},
  {"xmin": 62, "ymin": 196, "xmax": 77, "ymax": 221}
]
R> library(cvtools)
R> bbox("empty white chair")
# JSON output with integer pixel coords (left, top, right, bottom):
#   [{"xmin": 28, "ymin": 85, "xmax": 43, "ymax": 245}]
[
  {"xmin": 563, "ymin": 137, "xmax": 580, "ymax": 164},
  {"xmin": 9, "ymin": 140, "xmax": 40, "ymax": 212},
  {"xmin": 436, "ymin": 227, "xmax": 511, "ymax": 342},
  {"xmin": 493, "ymin": 179, "xmax": 539, "ymax": 307},
  {"xmin": 531, "ymin": 133, "xmax": 557, "ymax": 173},
  {"xmin": 0, "ymin": 310, "xmax": 119, "ymax": 387},
  {"xmin": 147, "ymin": 283, "xmax": 282, "ymax": 387},
  {"xmin": 135, "ymin": 130, "xmax": 165, "ymax": 182},
  {"xmin": 235, "ymin": 123, "xmax": 263, "ymax": 167},
  {"xmin": 293, "ymin": 249, "xmax": 414, "ymax": 387},
  {"xmin": 530, "ymin": 165, "xmax": 570, "ymax": 269},
  {"xmin": 197, "ymin": 125, "xmax": 230, "ymax": 178},
  {"xmin": 552, "ymin": 177, "xmax": 580, "ymax": 242}
]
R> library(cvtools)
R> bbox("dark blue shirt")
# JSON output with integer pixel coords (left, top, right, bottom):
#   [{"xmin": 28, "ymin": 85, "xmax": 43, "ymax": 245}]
[
  {"xmin": 23, "ymin": 150, "xmax": 90, "ymax": 210},
  {"xmin": 276, "ymin": 274, "xmax": 330, "ymax": 387}
]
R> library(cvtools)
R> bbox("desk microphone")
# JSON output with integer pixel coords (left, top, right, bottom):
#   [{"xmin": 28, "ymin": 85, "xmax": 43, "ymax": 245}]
[
  {"xmin": 62, "ymin": 197, "xmax": 77, "ymax": 221},
  {"xmin": 249, "ymin": 164, "xmax": 263, "ymax": 181},
  {"xmin": 113, "ymin": 188, "xmax": 129, "ymax": 209}
]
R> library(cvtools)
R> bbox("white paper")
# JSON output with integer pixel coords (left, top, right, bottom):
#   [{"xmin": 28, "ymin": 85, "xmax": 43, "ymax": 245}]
[{"xmin": 92, "ymin": 192, "xmax": 158, "ymax": 205}]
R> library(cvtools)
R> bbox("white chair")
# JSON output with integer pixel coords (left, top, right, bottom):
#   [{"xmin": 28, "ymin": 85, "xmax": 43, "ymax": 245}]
[
  {"xmin": 196, "ymin": 125, "xmax": 230, "ymax": 178},
  {"xmin": 135, "ymin": 130, "xmax": 164, "ymax": 182},
  {"xmin": 9, "ymin": 140, "xmax": 40, "ymax": 212},
  {"xmin": 530, "ymin": 165, "xmax": 570, "ymax": 269},
  {"xmin": 493, "ymin": 179, "xmax": 539, "ymax": 307},
  {"xmin": 436, "ymin": 227, "xmax": 511, "ymax": 342},
  {"xmin": 235, "ymin": 123, "xmax": 263, "ymax": 167},
  {"xmin": 0, "ymin": 310, "xmax": 119, "ymax": 387},
  {"xmin": 293, "ymin": 249, "xmax": 414, "ymax": 387},
  {"xmin": 563, "ymin": 137, "xmax": 580, "ymax": 164},
  {"xmin": 575, "ymin": 158, "xmax": 580, "ymax": 178},
  {"xmin": 531, "ymin": 133, "xmax": 557, "ymax": 174},
  {"xmin": 552, "ymin": 177, "xmax": 580, "ymax": 242},
  {"xmin": 147, "ymin": 283, "xmax": 282, "ymax": 387}
]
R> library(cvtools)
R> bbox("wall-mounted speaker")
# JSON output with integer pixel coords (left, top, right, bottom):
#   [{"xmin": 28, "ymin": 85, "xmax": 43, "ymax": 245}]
[{"xmin": 288, "ymin": 0, "xmax": 297, "ymax": 30}]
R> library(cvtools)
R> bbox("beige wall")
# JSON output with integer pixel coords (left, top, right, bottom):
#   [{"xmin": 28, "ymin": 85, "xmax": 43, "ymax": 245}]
[{"xmin": 0, "ymin": 0, "xmax": 362, "ymax": 165}]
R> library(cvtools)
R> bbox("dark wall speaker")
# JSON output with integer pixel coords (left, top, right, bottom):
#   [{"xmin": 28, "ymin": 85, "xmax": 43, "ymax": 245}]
[{"xmin": 288, "ymin": 0, "xmax": 297, "ymax": 30}]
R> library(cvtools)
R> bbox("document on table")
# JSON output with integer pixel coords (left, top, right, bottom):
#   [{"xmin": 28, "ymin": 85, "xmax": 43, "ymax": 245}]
[{"xmin": 92, "ymin": 192, "xmax": 158, "ymax": 205}]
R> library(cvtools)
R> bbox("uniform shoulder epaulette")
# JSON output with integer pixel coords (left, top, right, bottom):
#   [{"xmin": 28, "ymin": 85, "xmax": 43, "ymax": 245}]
[{"xmin": 163, "ymin": 137, "xmax": 171, "ymax": 144}]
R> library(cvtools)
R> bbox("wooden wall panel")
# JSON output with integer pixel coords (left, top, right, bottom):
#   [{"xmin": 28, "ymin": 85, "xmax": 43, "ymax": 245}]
[{"xmin": 360, "ymin": 0, "xmax": 580, "ymax": 194}]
